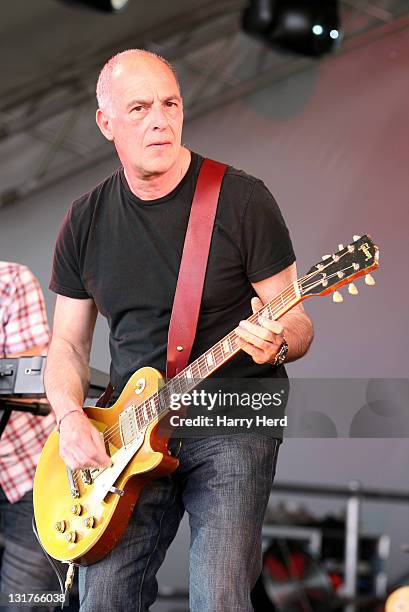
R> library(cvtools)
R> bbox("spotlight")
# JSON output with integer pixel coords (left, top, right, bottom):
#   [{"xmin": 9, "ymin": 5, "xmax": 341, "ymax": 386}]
[
  {"xmin": 58, "ymin": 0, "xmax": 130, "ymax": 13},
  {"xmin": 242, "ymin": 0, "xmax": 341, "ymax": 57}
]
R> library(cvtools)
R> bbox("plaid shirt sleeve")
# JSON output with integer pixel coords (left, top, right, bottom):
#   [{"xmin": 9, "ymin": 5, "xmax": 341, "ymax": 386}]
[
  {"xmin": 0, "ymin": 262, "xmax": 55, "ymax": 504},
  {"xmin": 2, "ymin": 264, "xmax": 49, "ymax": 354}
]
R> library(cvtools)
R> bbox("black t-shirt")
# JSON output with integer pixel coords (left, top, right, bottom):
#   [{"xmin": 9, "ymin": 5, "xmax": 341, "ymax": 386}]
[{"xmin": 50, "ymin": 152, "xmax": 296, "ymax": 395}]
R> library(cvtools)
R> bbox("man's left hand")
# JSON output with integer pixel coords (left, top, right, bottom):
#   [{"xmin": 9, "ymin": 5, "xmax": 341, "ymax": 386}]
[{"xmin": 236, "ymin": 297, "xmax": 285, "ymax": 365}]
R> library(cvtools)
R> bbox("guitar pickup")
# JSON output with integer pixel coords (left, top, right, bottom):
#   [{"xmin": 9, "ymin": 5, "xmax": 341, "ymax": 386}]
[
  {"xmin": 66, "ymin": 466, "xmax": 80, "ymax": 498},
  {"xmin": 119, "ymin": 404, "xmax": 138, "ymax": 447}
]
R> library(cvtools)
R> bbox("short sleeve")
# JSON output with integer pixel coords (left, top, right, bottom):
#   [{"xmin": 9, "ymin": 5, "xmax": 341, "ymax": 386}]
[
  {"xmin": 3, "ymin": 266, "xmax": 49, "ymax": 354},
  {"xmin": 49, "ymin": 207, "xmax": 91, "ymax": 299},
  {"xmin": 241, "ymin": 180, "xmax": 295, "ymax": 282}
]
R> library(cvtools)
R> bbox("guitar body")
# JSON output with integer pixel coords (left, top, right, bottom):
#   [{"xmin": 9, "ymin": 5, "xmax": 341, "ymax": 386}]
[{"xmin": 33, "ymin": 367, "xmax": 178, "ymax": 565}]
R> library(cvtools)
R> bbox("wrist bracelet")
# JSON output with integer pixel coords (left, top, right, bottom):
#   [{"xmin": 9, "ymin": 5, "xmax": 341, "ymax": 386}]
[{"xmin": 57, "ymin": 409, "xmax": 83, "ymax": 432}]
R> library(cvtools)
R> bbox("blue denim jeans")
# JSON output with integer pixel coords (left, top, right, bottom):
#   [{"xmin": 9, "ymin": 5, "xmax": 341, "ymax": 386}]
[
  {"xmin": 79, "ymin": 434, "xmax": 281, "ymax": 612},
  {"xmin": 0, "ymin": 487, "xmax": 60, "ymax": 612}
]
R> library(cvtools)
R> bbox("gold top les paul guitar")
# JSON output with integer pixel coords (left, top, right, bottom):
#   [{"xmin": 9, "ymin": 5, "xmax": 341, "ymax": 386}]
[{"xmin": 33, "ymin": 234, "xmax": 379, "ymax": 565}]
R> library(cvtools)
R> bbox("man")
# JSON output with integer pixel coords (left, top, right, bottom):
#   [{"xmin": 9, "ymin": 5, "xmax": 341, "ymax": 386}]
[
  {"xmin": 0, "ymin": 262, "xmax": 58, "ymax": 611},
  {"xmin": 45, "ymin": 49, "xmax": 314, "ymax": 611}
]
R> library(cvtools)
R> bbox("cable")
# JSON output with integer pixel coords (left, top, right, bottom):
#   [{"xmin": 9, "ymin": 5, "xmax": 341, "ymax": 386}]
[{"xmin": 31, "ymin": 515, "xmax": 76, "ymax": 609}]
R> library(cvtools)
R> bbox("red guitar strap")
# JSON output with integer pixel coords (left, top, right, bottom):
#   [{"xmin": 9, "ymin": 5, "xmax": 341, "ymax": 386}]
[{"xmin": 166, "ymin": 158, "xmax": 227, "ymax": 379}]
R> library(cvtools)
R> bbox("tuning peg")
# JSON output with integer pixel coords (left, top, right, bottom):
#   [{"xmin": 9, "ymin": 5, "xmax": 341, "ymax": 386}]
[
  {"xmin": 348, "ymin": 283, "xmax": 358, "ymax": 295},
  {"xmin": 322, "ymin": 254, "xmax": 331, "ymax": 260},
  {"xmin": 338, "ymin": 244, "xmax": 344, "ymax": 251},
  {"xmin": 353, "ymin": 235, "xmax": 361, "ymax": 241},
  {"xmin": 333, "ymin": 291, "xmax": 343, "ymax": 303},
  {"xmin": 365, "ymin": 273, "xmax": 375, "ymax": 286}
]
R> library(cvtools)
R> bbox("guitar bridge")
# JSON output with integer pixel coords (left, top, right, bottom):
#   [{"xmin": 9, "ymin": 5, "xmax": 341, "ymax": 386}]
[{"xmin": 81, "ymin": 469, "xmax": 93, "ymax": 485}]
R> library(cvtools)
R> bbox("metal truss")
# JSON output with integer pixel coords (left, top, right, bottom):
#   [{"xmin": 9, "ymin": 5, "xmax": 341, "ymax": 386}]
[{"xmin": 0, "ymin": 0, "xmax": 408, "ymax": 208}]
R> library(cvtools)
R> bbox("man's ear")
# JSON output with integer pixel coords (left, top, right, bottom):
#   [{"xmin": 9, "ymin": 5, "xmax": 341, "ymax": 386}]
[{"xmin": 96, "ymin": 108, "xmax": 114, "ymax": 142}]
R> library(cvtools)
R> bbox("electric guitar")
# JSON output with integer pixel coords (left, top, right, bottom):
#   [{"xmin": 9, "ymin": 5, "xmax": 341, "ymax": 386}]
[{"xmin": 33, "ymin": 234, "xmax": 379, "ymax": 565}]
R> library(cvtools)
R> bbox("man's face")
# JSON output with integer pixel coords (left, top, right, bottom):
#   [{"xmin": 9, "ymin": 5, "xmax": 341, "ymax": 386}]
[{"xmin": 99, "ymin": 56, "xmax": 184, "ymax": 178}]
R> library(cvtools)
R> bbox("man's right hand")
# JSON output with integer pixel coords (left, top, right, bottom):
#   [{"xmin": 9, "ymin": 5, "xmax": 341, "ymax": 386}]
[{"xmin": 59, "ymin": 411, "xmax": 111, "ymax": 470}]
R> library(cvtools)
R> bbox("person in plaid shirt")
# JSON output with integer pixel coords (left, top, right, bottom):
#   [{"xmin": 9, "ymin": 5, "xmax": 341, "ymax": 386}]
[{"xmin": 0, "ymin": 261, "xmax": 58, "ymax": 611}]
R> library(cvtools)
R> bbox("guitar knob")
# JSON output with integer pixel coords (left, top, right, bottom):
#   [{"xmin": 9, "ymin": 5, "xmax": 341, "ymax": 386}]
[
  {"xmin": 71, "ymin": 504, "xmax": 82, "ymax": 515},
  {"xmin": 54, "ymin": 521, "xmax": 66, "ymax": 533},
  {"xmin": 65, "ymin": 531, "xmax": 77, "ymax": 543},
  {"xmin": 365, "ymin": 273, "xmax": 375, "ymax": 286},
  {"xmin": 348, "ymin": 283, "xmax": 358, "ymax": 295},
  {"xmin": 333, "ymin": 291, "xmax": 343, "ymax": 303},
  {"xmin": 353, "ymin": 235, "xmax": 361, "ymax": 241},
  {"xmin": 83, "ymin": 516, "xmax": 95, "ymax": 529}
]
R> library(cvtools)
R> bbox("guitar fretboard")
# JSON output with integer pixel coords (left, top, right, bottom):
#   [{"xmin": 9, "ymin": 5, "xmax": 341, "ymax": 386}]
[{"xmin": 131, "ymin": 281, "xmax": 300, "ymax": 430}]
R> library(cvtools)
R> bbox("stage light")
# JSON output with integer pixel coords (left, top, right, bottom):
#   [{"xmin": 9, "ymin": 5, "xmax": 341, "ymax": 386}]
[
  {"xmin": 242, "ymin": 0, "xmax": 341, "ymax": 57},
  {"xmin": 58, "ymin": 0, "xmax": 130, "ymax": 13}
]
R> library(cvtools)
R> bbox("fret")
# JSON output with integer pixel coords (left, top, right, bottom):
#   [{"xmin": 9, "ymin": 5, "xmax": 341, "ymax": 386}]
[
  {"xmin": 149, "ymin": 398, "xmax": 156, "ymax": 416},
  {"xmin": 271, "ymin": 301, "xmax": 280, "ymax": 318},
  {"xmin": 192, "ymin": 361, "xmax": 200, "ymax": 379},
  {"xmin": 158, "ymin": 387, "xmax": 169, "ymax": 414},
  {"xmin": 280, "ymin": 293, "xmax": 285, "ymax": 310},
  {"xmin": 196, "ymin": 357, "xmax": 207, "ymax": 378},
  {"xmin": 172, "ymin": 376, "xmax": 183, "ymax": 396},
  {"xmin": 206, "ymin": 351, "xmax": 215, "ymax": 367},
  {"xmin": 295, "ymin": 280, "xmax": 301, "ymax": 299},
  {"xmin": 200, "ymin": 355, "xmax": 209, "ymax": 375},
  {"xmin": 179, "ymin": 375, "xmax": 190, "ymax": 394},
  {"xmin": 230, "ymin": 333, "xmax": 238, "ymax": 351},
  {"xmin": 219, "ymin": 342, "xmax": 224, "ymax": 359},
  {"xmin": 134, "ymin": 406, "xmax": 142, "ymax": 428}
]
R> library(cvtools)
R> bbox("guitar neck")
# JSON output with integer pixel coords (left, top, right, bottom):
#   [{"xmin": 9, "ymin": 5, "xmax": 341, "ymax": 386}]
[{"xmin": 154, "ymin": 280, "xmax": 301, "ymax": 416}]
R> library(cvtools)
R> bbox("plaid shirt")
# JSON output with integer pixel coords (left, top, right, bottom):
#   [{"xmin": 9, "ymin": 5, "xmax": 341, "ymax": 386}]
[{"xmin": 0, "ymin": 262, "xmax": 55, "ymax": 503}]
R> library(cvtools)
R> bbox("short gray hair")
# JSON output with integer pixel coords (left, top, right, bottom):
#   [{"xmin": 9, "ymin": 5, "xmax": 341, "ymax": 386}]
[{"xmin": 96, "ymin": 49, "xmax": 180, "ymax": 116}]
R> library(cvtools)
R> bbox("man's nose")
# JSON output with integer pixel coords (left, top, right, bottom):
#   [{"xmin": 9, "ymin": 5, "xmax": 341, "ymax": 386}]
[{"xmin": 150, "ymin": 105, "xmax": 168, "ymax": 129}]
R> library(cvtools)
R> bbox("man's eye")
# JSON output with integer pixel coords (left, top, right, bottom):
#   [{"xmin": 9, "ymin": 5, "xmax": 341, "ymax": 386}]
[
  {"xmin": 133, "ymin": 106, "xmax": 143, "ymax": 112},
  {"xmin": 166, "ymin": 101, "xmax": 176, "ymax": 108}
]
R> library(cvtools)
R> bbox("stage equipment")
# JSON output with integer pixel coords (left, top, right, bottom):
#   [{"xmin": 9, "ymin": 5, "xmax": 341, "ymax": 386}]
[
  {"xmin": 57, "ymin": 0, "xmax": 129, "ymax": 13},
  {"xmin": 242, "ymin": 0, "xmax": 341, "ymax": 57},
  {"xmin": 1, "ymin": 356, "xmax": 46, "ymax": 396},
  {"xmin": 0, "ymin": 356, "xmax": 108, "ymax": 398},
  {"xmin": 0, "ymin": 358, "xmax": 109, "ymax": 439},
  {"xmin": 252, "ymin": 540, "xmax": 334, "ymax": 611},
  {"xmin": 267, "ymin": 482, "xmax": 409, "ymax": 612}
]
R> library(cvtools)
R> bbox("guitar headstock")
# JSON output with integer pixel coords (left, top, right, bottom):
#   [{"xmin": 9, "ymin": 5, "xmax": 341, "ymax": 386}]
[{"xmin": 300, "ymin": 235, "xmax": 379, "ymax": 301}]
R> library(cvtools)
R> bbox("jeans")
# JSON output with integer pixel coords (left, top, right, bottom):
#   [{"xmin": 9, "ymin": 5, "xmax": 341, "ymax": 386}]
[
  {"xmin": 79, "ymin": 433, "xmax": 281, "ymax": 612},
  {"xmin": 0, "ymin": 487, "xmax": 60, "ymax": 612}
]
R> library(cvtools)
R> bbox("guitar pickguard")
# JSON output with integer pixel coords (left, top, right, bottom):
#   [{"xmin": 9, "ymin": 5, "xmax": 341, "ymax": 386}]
[{"xmin": 91, "ymin": 429, "xmax": 146, "ymax": 502}]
